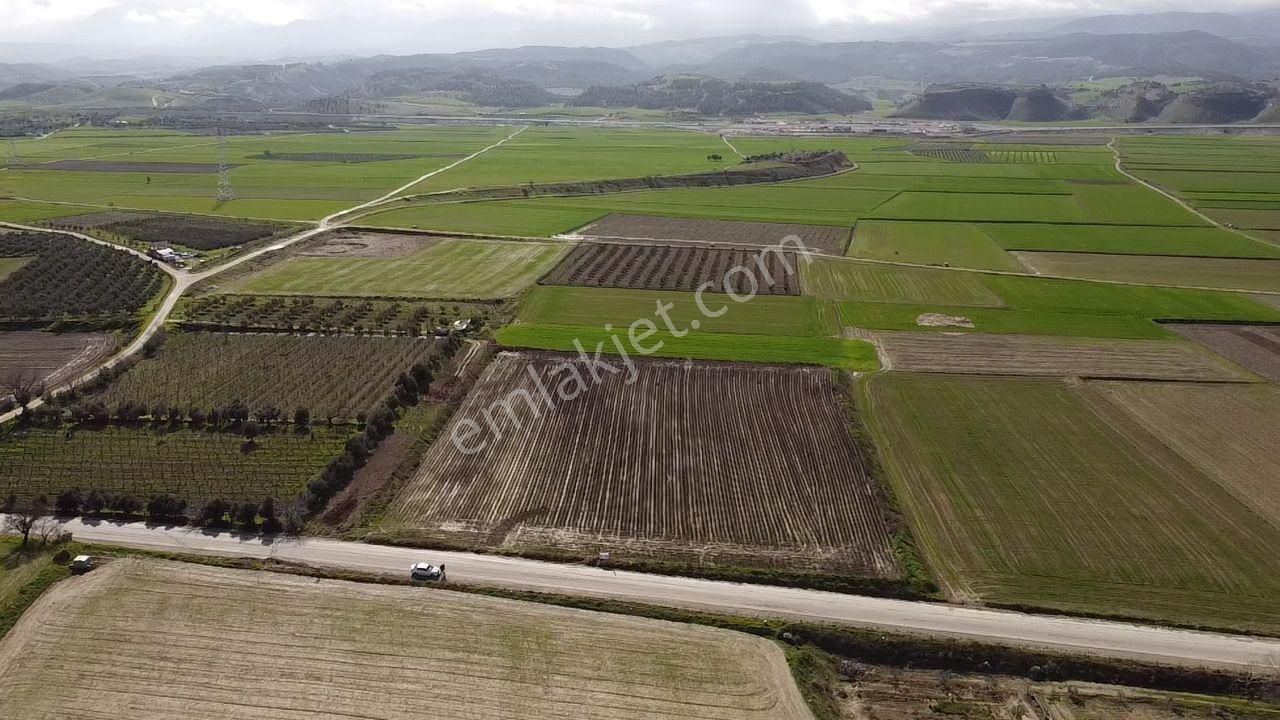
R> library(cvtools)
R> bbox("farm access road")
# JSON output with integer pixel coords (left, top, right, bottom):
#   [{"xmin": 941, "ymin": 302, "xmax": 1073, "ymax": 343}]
[
  {"xmin": 0, "ymin": 125, "xmax": 528, "ymax": 426},
  {"xmin": 37, "ymin": 515, "xmax": 1280, "ymax": 676}
]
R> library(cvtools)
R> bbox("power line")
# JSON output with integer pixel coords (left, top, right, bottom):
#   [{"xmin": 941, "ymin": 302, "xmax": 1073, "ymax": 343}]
[
  {"xmin": 6, "ymin": 140, "xmax": 19, "ymax": 168},
  {"xmin": 216, "ymin": 131, "xmax": 235, "ymax": 203}
]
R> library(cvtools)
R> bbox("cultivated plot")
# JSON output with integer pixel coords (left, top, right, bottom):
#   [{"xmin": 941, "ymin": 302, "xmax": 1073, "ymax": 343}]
[
  {"xmin": 1090, "ymin": 381, "xmax": 1280, "ymax": 533},
  {"xmin": 0, "ymin": 331, "xmax": 117, "ymax": 391},
  {"xmin": 579, "ymin": 214, "xmax": 851, "ymax": 254},
  {"xmin": 387, "ymin": 352, "xmax": 899, "ymax": 577},
  {"xmin": 1014, "ymin": 251, "xmax": 1280, "ymax": 293},
  {"xmin": 0, "ymin": 232, "xmax": 164, "ymax": 322},
  {"xmin": 861, "ymin": 373, "xmax": 1280, "ymax": 633},
  {"xmin": 872, "ymin": 331, "xmax": 1253, "ymax": 381},
  {"xmin": 847, "ymin": 221, "xmax": 1023, "ymax": 271},
  {"xmin": 227, "ymin": 237, "xmax": 567, "ymax": 300},
  {"xmin": 91, "ymin": 332, "xmax": 441, "ymax": 421},
  {"xmin": 0, "ymin": 560, "xmax": 812, "ymax": 720},
  {"xmin": 540, "ymin": 242, "xmax": 801, "ymax": 295},
  {"xmin": 0, "ymin": 425, "xmax": 348, "ymax": 505},
  {"xmin": 803, "ymin": 257, "xmax": 1005, "ymax": 307},
  {"xmin": 1168, "ymin": 323, "xmax": 1280, "ymax": 382}
]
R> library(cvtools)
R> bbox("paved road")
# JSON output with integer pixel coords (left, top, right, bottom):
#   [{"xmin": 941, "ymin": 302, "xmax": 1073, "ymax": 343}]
[{"xmin": 40, "ymin": 516, "xmax": 1280, "ymax": 675}]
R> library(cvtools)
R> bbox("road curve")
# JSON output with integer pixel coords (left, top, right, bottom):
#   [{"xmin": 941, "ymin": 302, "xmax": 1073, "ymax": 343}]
[{"xmin": 40, "ymin": 516, "xmax": 1280, "ymax": 675}]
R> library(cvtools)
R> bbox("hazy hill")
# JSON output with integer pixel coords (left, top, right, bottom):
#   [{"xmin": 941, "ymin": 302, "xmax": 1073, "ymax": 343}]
[
  {"xmin": 574, "ymin": 76, "xmax": 871, "ymax": 115},
  {"xmin": 892, "ymin": 84, "xmax": 1081, "ymax": 121}
]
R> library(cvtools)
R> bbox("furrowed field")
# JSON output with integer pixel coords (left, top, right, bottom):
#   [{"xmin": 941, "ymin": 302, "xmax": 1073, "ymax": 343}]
[
  {"xmin": 861, "ymin": 373, "xmax": 1280, "ymax": 634},
  {"xmin": 0, "ymin": 560, "xmax": 812, "ymax": 720},
  {"xmin": 385, "ymin": 352, "xmax": 903, "ymax": 582}
]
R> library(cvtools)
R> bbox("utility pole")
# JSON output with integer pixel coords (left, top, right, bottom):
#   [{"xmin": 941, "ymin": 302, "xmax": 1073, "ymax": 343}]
[
  {"xmin": 6, "ymin": 139, "xmax": 19, "ymax": 168},
  {"xmin": 216, "ymin": 131, "xmax": 235, "ymax": 203}
]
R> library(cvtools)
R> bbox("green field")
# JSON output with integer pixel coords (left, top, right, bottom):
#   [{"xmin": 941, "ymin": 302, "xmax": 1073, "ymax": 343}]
[
  {"xmin": 836, "ymin": 302, "xmax": 1169, "ymax": 339},
  {"xmin": 861, "ymin": 373, "xmax": 1280, "ymax": 634},
  {"xmin": 227, "ymin": 238, "xmax": 567, "ymax": 299},
  {"xmin": 848, "ymin": 221, "xmax": 1023, "ymax": 271},
  {"xmin": 400, "ymin": 127, "xmax": 729, "ymax": 193},
  {"xmin": 497, "ymin": 324, "xmax": 879, "ymax": 370},
  {"xmin": 1016, "ymin": 252, "xmax": 1280, "ymax": 293},
  {"xmin": 980, "ymin": 273, "xmax": 1280, "ymax": 320},
  {"xmin": 519, "ymin": 285, "xmax": 840, "ymax": 337},
  {"xmin": 0, "ymin": 127, "xmax": 513, "ymax": 221},
  {"xmin": 803, "ymin": 257, "xmax": 1005, "ymax": 307},
  {"xmin": 980, "ymin": 223, "xmax": 1280, "ymax": 258},
  {"xmin": 0, "ymin": 257, "xmax": 30, "ymax": 280},
  {"xmin": 867, "ymin": 192, "xmax": 1087, "ymax": 223}
]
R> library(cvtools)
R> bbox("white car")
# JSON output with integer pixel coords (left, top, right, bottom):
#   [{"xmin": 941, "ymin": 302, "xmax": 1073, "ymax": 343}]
[{"xmin": 410, "ymin": 562, "xmax": 445, "ymax": 582}]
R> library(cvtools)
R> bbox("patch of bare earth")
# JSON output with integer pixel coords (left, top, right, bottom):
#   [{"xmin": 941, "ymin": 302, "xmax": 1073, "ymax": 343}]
[
  {"xmin": 837, "ymin": 665, "xmax": 1265, "ymax": 720},
  {"xmin": 0, "ymin": 331, "xmax": 117, "ymax": 392},
  {"xmin": 872, "ymin": 331, "xmax": 1255, "ymax": 381},
  {"xmin": 0, "ymin": 559, "xmax": 812, "ymax": 720},
  {"xmin": 579, "ymin": 214, "xmax": 850, "ymax": 255},
  {"xmin": 915, "ymin": 313, "xmax": 974, "ymax": 329},
  {"xmin": 1167, "ymin": 323, "xmax": 1280, "ymax": 382},
  {"xmin": 386, "ymin": 351, "xmax": 900, "ymax": 578},
  {"xmin": 300, "ymin": 231, "xmax": 441, "ymax": 258}
]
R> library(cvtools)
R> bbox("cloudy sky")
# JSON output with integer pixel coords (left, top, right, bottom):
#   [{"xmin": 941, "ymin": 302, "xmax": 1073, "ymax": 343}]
[{"xmin": 4, "ymin": 0, "xmax": 1280, "ymax": 59}]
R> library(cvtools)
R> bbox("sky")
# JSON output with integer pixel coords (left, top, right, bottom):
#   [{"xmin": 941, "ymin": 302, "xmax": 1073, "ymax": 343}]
[{"xmin": 3, "ymin": 0, "xmax": 1280, "ymax": 59}]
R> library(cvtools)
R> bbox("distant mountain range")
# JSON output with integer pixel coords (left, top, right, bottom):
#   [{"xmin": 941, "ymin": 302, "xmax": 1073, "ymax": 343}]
[{"xmin": 3, "ymin": 11, "xmax": 1280, "ymax": 123}]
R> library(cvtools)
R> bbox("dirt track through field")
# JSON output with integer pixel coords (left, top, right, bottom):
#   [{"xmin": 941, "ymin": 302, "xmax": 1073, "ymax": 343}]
[
  {"xmin": 0, "ymin": 559, "xmax": 812, "ymax": 720},
  {"xmin": 388, "ymin": 352, "xmax": 898, "ymax": 576},
  {"xmin": 0, "ymin": 330, "xmax": 117, "ymax": 392}
]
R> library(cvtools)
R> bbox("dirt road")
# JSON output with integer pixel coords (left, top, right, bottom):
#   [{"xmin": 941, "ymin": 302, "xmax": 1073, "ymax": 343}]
[
  {"xmin": 32, "ymin": 516, "xmax": 1280, "ymax": 675},
  {"xmin": 0, "ymin": 126, "xmax": 527, "ymax": 425}
]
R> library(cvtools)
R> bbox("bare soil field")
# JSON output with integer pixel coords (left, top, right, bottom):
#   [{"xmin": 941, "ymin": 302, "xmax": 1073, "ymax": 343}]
[
  {"xmin": 579, "ymin": 214, "xmax": 851, "ymax": 255},
  {"xmin": 24, "ymin": 160, "xmax": 232, "ymax": 173},
  {"xmin": 0, "ymin": 330, "xmax": 117, "ymax": 391},
  {"xmin": 1168, "ymin": 323, "xmax": 1280, "ymax": 382},
  {"xmin": 299, "ymin": 231, "xmax": 440, "ymax": 258},
  {"xmin": 540, "ymin": 242, "xmax": 801, "ymax": 295},
  {"xmin": 1089, "ymin": 381, "xmax": 1280, "ymax": 532},
  {"xmin": 386, "ymin": 352, "xmax": 900, "ymax": 578},
  {"xmin": 836, "ymin": 664, "xmax": 1278, "ymax": 720},
  {"xmin": 872, "ymin": 331, "xmax": 1254, "ymax": 381},
  {"xmin": 0, "ymin": 560, "xmax": 812, "ymax": 720}
]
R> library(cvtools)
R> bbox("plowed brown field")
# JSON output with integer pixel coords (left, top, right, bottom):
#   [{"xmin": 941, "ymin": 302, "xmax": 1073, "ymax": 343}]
[
  {"xmin": 872, "ymin": 331, "xmax": 1254, "ymax": 381},
  {"xmin": 387, "ymin": 352, "xmax": 898, "ymax": 577},
  {"xmin": 0, "ymin": 560, "xmax": 812, "ymax": 720},
  {"xmin": 580, "ymin": 214, "xmax": 850, "ymax": 254},
  {"xmin": 1168, "ymin": 323, "xmax": 1280, "ymax": 382},
  {"xmin": 0, "ymin": 330, "xmax": 117, "ymax": 392},
  {"xmin": 540, "ymin": 242, "xmax": 800, "ymax": 294}
]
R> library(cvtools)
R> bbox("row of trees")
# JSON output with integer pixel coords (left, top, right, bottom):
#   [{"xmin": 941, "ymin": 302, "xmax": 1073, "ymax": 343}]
[
  {"xmin": 304, "ymin": 362, "xmax": 435, "ymax": 513},
  {"xmin": 3, "ymin": 492, "xmax": 302, "ymax": 538}
]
